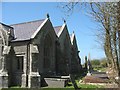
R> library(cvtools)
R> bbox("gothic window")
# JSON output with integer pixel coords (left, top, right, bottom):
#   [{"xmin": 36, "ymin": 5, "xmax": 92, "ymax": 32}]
[
  {"xmin": 64, "ymin": 36, "xmax": 69, "ymax": 63},
  {"xmin": 16, "ymin": 56, "xmax": 23, "ymax": 71},
  {"xmin": 44, "ymin": 34, "xmax": 52, "ymax": 69}
]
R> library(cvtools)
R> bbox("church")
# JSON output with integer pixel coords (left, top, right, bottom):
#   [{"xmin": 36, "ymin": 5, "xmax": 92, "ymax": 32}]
[{"xmin": 0, "ymin": 14, "xmax": 82, "ymax": 88}]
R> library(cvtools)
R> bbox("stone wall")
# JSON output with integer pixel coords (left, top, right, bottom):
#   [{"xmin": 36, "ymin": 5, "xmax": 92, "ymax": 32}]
[
  {"xmin": 0, "ymin": 23, "xmax": 13, "ymax": 88},
  {"xmin": 0, "ymin": 18, "xmax": 82, "ymax": 88},
  {"xmin": 57, "ymin": 24, "xmax": 71, "ymax": 75},
  {"xmin": 32, "ymin": 19, "xmax": 56, "ymax": 76}
]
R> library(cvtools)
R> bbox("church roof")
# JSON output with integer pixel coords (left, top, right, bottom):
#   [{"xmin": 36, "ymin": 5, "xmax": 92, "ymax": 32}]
[
  {"xmin": 54, "ymin": 26, "xmax": 62, "ymax": 36},
  {"xmin": 10, "ymin": 19, "xmax": 45, "ymax": 41}
]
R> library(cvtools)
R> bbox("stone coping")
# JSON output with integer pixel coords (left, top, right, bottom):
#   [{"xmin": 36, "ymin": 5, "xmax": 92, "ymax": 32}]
[{"xmin": 44, "ymin": 78, "xmax": 68, "ymax": 81}]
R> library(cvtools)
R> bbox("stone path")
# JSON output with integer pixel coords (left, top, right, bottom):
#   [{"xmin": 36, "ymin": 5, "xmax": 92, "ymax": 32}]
[{"xmin": 92, "ymin": 71, "xmax": 109, "ymax": 81}]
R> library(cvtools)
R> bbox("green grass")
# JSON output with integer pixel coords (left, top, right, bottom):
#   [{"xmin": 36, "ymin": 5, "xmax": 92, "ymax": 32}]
[
  {"xmin": 66, "ymin": 80, "xmax": 104, "ymax": 89},
  {"xmin": 1, "ymin": 83, "xmax": 104, "ymax": 90},
  {"xmin": 66, "ymin": 84, "xmax": 101, "ymax": 88},
  {"xmin": 93, "ymin": 67, "xmax": 107, "ymax": 72},
  {"xmin": 2, "ymin": 88, "xmax": 75, "ymax": 90}
]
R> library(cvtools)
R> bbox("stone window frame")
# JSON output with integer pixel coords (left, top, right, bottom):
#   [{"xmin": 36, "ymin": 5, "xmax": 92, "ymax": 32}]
[{"xmin": 16, "ymin": 54, "xmax": 24, "ymax": 72}]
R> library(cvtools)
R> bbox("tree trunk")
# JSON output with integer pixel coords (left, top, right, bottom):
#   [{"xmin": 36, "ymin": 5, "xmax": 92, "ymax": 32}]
[
  {"xmin": 104, "ymin": 30, "xmax": 115, "ymax": 69},
  {"xmin": 104, "ymin": 12, "xmax": 116, "ymax": 70},
  {"xmin": 117, "ymin": 1, "xmax": 120, "ymax": 88}
]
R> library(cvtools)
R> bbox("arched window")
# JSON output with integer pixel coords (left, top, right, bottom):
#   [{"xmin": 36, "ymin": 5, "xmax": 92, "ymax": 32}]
[
  {"xmin": 43, "ymin": 34, "xmax": 53, "ymax": 69},
  {"xmin": 64, "ymin": 36, "xmax": 69, "ymax": 62}
]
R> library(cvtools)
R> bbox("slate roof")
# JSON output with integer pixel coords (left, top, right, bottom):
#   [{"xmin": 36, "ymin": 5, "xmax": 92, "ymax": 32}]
[
  {"xmin": 10, "ymin": 19, "xmax": 45, "ymax": 41},
  {"xmin": 54, "ymin": 26, "xmax": 62, "ymax": 36}
]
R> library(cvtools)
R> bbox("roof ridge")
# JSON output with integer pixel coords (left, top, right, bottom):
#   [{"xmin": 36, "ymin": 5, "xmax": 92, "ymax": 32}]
[{"xmin": 10, "ymin": 19, "xmax": 45, "ymax": 26}]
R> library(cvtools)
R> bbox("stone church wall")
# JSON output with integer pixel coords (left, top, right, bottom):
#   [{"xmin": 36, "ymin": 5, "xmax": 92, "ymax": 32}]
[
  {"xmin": 57, "ymin": 25, "xmax": 71, "ymax": 75},
  {"xmin": 31, "ymin": 19, "xmax": 56, "ymax": 76},
  {"xmin": 0, "ymin": 18, "xmax": 82, "ymax": 88}
]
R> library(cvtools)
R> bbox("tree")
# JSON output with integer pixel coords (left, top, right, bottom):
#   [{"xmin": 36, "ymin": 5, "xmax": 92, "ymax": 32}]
[
  {"xmin": 59, "ymin": 2, "xmax": 120, "ymax": 87},
  {"xmin": 91, "ymin": 59, "xmax": 100, "ymax": 66},
  {"xmin": 89, "ymin": 2, "xmax": 120, "ymax": 87},
  {"xmin": 100, "ymin": 58, "xmax": 108, "ymax": 68}
]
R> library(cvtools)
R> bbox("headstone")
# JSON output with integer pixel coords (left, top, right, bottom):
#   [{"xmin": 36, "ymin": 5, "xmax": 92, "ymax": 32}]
[{"xmin": 87, "ymin": 53, "xmax": 92, "ymax": 76}]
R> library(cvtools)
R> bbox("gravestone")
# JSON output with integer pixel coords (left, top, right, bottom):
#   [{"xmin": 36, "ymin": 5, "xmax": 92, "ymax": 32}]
[{"xmin": 87, "ymin": 53, "xmax": 92, "ymax": 76}]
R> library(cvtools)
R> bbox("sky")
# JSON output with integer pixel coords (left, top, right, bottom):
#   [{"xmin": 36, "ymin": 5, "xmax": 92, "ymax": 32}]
[{"xmin": 1, "ymin": 2, "xmax": 105, "ymax": 64}]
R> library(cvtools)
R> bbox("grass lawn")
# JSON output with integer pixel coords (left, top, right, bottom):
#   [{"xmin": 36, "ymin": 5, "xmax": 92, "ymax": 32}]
[
  {"xmin": 93, "ymin": 67, "xmax": 107, "ymax": 72},
  {"xmin": 1, "ymin": 85, "xmax": 104, "ymax": 90},
  {"xmin": 2, "ymin": 82, "xmax": 104, "ymax": 90},
  {"xmin": 66, "ymin": 80, "xmax": 104, "ymax": 88}
]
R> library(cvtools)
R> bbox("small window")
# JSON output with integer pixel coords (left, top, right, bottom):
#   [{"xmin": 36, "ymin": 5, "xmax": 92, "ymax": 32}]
[{"xmin": 16, "ymin": 56, "xmax": 23, "ymax": 71}]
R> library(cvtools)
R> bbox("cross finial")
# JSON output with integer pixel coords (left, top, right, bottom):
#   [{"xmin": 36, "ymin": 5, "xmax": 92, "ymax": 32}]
[{"xmin": 46, "ymin": 13, "xmax": 49, "ymax": 18}]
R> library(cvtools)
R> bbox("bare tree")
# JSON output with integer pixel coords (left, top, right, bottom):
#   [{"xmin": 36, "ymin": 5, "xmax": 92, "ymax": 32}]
[
  {"xmin": 90, "ymin": 2, "xmax": 120, "ymax": 87},
  {"xmin": 59, "ymin": 2, "xmax": 120, "ymax": 87}
]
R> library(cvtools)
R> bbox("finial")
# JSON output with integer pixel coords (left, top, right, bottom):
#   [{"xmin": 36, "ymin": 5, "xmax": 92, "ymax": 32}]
[
  {"xmin": 46, "ymin": 13, "xmax": 49, "ymax": 18},
  {"xmin": 62, "ymin": 18, "xmax": 66, "ymax": 24},
  {"xmin": 73, "ymin": 31, "xmax": 75, "ymax": 34},
  {"xmin": 64, "ymin": 19, "xmax": 66, "ymax": 23}
]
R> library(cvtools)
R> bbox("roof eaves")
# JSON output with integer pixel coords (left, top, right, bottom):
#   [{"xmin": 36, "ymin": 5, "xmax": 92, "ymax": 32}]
[
  {"xmin": 11, "ymin": 38, "xmax": 31, "ymax": 42},
  {"xmin": 0, "ymin": 22, "xmax": 13, "ymax": 29}
]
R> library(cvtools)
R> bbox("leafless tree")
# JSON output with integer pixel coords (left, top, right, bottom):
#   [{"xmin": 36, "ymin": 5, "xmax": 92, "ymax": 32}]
[{"xmin": 59, "ymin": 1, "xmax": 120, "ymax": 87}]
